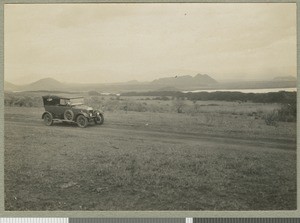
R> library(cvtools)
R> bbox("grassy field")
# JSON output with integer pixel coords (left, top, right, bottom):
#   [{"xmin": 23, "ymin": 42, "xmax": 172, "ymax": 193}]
[
  {"xmin": 4, "ymin": 100, "xmax": 296, "ymax": 211},
  {"xmin": 4, "ymin": 91, "xmax": 297, "ymax": 210}
]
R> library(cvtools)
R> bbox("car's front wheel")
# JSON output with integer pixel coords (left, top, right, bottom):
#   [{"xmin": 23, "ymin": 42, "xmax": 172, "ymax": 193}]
[
  {"xmin": 76, "ymin": 115, "xmax": 88, "ymax": 128},
  {"xmin": 94, "ymin": 114, "xmax": 104, "ymax": 125},
  {"xmin": 44, "ymin": 113, "xmax": 53, "ymax": 126}
]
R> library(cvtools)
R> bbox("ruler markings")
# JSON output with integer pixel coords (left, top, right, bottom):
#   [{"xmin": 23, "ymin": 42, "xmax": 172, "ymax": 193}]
[
  {"xmin": 0, "ymin": 219, "xmax": 68, "ymax": 223},
  {"xmin": 1, "ymin": 218, "xmax": 300, "ymax": 223},
  {"xmin": 69, "ymin": 218, "xmax": 185, "ymax": 223}
]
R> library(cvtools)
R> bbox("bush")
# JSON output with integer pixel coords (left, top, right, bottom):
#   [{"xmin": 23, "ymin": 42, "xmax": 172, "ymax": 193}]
[
  {"xmin": 4, "ymin": 94, "xmax": 43, "ymax": 107},
  {"xmin": 173, "ymin": 99, "xmax": 186, "ymax": 113},
  {"xmin": 264, "ymin": 110, "xmax": 279, "ymax": 126},
  {"xmin": 88, "ymin": 91, "xmax": 101, "ymax": 96},
  {"xmin": 277, "ymin": 103, "xmax": 296, "ymax": 122},
  {"xmin": 264, "ymin": 103, "xmax": 296, "ymax": 126},
  {"xmin": 122, "ymin": 91, "xmax": 297, "ymax": 104},
  {"xmin": 152, "ymin": 96, "xmax": 170, "ymax": 101}
]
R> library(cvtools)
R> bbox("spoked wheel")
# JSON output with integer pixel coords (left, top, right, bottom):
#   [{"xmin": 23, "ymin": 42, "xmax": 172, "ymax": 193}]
[
  {"xmin": 94, "ymin": 114, "xmax": 104, "ymax": 125},
  {"xmin": 76, "ymin": 115, "xmax": 88, "ymax": 128},
  {"xmin": 44, "ymin": 113, "xmax": 53, "ymax": 126},
  {"xmin": 64, "ymin": 110, "xmax": 74, "ymax": 121}
]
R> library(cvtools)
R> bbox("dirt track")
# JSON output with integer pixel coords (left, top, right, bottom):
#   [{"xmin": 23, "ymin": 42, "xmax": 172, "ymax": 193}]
[
  {"xmin": 4, "ymin": 107, "xmax": 297, "ymax": 210},
  {"xmin": 4, "ymin": 108, "xmax": 296, "ymax": 151}
]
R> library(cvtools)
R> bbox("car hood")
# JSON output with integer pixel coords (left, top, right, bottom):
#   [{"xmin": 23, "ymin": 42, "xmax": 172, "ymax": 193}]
[{"xmin": 72, "ymin": 105, "xmax": 93, "ymax": 111}]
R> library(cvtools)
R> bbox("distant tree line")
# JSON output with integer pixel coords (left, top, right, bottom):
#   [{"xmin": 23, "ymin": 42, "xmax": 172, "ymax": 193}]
[
  {"xmin": 122, "ymin": 91, "xmax": 296, "ymax": 104},
  {"xmin": 4, "ymin": 94, "xmax": 43, "ymax": 107}
]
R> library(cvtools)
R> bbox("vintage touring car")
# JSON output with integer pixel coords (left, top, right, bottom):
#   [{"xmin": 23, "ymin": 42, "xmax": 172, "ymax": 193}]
[{"xmin": 42, "ymin": 95, "xmax": 104, "ymax": 128}]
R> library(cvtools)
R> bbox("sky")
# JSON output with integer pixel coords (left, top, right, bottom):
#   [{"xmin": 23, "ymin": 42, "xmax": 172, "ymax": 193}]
[{"xmin": 4, "ymin": 3, "xmax": 297, "ymax": 85}]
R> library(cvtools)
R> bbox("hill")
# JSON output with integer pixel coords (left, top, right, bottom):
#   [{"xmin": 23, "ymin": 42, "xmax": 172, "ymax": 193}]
[
  {"xmin": 152, "ymin": 73, "xmax": 217, "ymax": 87},
  {"xmin": 4, "ymin": 81, "xmax": 20, "ymax": 92},
  {"xmin": 21, "ymin": 78, "xmax": 66, "ymax": 91},
  {"xmin": 4, "ymin": 74, "xmax": 218, "ymax": 92},
  {"xmin": 4, "ymin": 73, "xmax": 296, "ymax": 93}
]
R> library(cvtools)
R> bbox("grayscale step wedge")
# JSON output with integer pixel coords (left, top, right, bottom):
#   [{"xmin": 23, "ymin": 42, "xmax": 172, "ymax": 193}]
[{"xmin": 193, "ymin": 219, "xmax": 300, "ymax": 223}]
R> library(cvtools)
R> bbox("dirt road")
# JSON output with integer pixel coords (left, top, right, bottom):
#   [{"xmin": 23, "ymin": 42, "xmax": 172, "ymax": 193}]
[
  {"xmin": 5, "ymin": 107, "xmax": 296, "ymax": 150},
  {"xmin": 4, "ymin": 107, "xmax": 297, "ymax": 210}
]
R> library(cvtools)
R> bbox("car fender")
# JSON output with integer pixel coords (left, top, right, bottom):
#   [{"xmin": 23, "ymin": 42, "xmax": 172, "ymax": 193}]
[
  {"xmin": 42, "ymin": 111, "xmax": 53, "ymax": 119},
  {"xmin": 95, "ymin": 109, "xmax": 104, "ymax": 115},
  {"xmin": 76, "ymin": 111, "xmax": 89, "ymax": 119}
]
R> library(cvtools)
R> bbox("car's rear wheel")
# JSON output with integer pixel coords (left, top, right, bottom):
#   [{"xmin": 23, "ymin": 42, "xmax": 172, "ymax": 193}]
[
  {"xmin": 44, "ymin": 113, "xmax": 53, "ymax": 126},
  {"xmin": 76, "ymin": 115, "xmax": 88, "ymax": 128},
  {"xmin": 94, "ymin": 114, "xmax": 104, "ymax": 125}
]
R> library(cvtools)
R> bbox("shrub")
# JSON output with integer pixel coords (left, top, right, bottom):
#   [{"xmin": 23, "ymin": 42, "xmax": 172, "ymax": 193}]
[
  {"xmin": 4, "ymin": 94, "xmax": 43, "ymax": 107},
  {"xmin": 277, "ymin": 103, "xmax": 296, "ymax": 122},
  {"xmin": 88, "ymin": 91, "xmax": 101, "ymax": 96},
  {"xmin": 264, "ymin": 103, "xmax": 296, "ymax": 126},
  {"xmin": 153, "ymin": 96, "xmax": 170, "ymax": 101},
  {"xmin": 122, "ymin": 91, "xmax": 297, "ymax": 104},
  {"xmin": 173, "ymin": 99, "xmax": 186, "ymax": 113},
  {"xmin": 264, "ymin": 110, "xmax": 279, "ymax": 126}
]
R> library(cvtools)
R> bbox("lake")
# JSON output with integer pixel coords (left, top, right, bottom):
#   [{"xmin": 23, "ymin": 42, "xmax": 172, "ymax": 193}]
[{"xmin": 182, "ymin": 87, "xmax": 297, "ymax": 94}]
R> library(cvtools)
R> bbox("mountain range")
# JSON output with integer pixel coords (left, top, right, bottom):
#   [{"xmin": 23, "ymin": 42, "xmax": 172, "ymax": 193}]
[
  {"xmin": 4, "ymin": 74, "xmax": 296, "ymax": 93},
  {"xmin": 152, "ymin": 74, "xmax": 217, "ymax": 86}
]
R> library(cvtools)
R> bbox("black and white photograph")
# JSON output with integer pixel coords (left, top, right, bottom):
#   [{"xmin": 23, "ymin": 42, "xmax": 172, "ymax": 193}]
[{"xmin": 4, "ymin": 2, "xmax": 297, "ymax": 211}]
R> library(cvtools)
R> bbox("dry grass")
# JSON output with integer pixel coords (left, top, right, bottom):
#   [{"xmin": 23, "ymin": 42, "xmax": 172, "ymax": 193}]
[
  {"xmin": 4, "ymin": 105, "xmax": 296, "ymax": 211},
  {"xmin": 85, "ymin": 95, "xmax": 281, "ymax": 116}
]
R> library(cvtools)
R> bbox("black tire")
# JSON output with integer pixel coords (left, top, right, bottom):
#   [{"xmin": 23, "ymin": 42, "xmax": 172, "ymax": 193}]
[
  {"xmin": 44, "ymin": 113, "xmax": 53, "ymax": 126},
  {"xmin": 94, "ymin": 114, "xmax": 104, "ymax": 125},
  {"xmin": 76, "ymin": 115, "xmax": 88, "ymax": 128},
  {"xmin": 64, "ymin": 110, "xmax": 74, "ymax": 121}
]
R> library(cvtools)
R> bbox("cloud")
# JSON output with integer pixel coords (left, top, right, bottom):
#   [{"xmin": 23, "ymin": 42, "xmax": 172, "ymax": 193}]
[{"xmin": 4, "ymin": 3, "xmax": 296, "ymax": 84}]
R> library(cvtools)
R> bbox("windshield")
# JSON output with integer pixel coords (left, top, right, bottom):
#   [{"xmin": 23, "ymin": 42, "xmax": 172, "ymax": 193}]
[
  {"xmin": 59, "ymin": 99, "xmax": 70, "ymax": 106},
  {"xmin": 69, "ymin": 98, "xmax": 84, "ymax": 105}
]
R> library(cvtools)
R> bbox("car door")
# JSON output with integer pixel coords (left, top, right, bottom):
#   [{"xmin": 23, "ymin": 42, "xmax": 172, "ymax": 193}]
[{"xmin": 47, "ymin": 99, "xmax": 69, "ymax": 119}]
